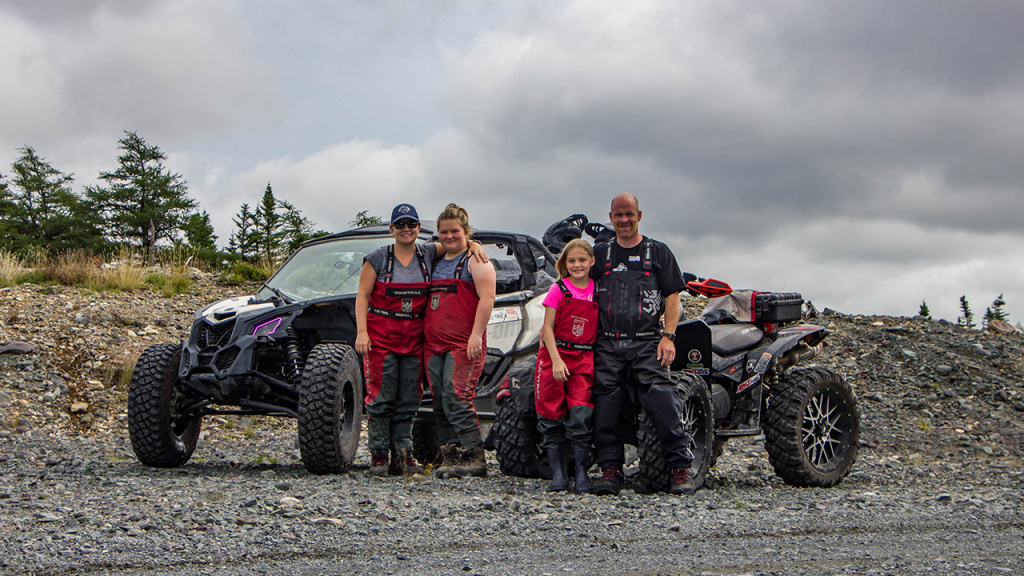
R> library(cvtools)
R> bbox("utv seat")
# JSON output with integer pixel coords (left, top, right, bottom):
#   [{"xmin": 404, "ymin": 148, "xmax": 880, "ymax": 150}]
[{"xmin": 709, "ymin": 324, "xmax": 764, "ymax": 356}]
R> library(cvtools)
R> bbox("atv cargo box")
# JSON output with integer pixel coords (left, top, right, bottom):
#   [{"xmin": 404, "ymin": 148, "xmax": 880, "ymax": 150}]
[{"xmin": 753, "ymin": 292, "xmax": 803, "ymax": 324}]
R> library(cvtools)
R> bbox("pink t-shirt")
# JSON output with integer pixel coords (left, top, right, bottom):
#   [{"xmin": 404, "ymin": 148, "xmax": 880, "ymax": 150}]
[{"xmin": 542, "ymin": 279, "xmax": 596, "ymax": 310}]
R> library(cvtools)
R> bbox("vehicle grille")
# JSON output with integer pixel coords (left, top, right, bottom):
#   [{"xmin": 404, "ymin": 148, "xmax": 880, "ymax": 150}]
[
  {"xmin": 214, "ymin": 346, "xmax": 239, "ymax": 371},
  {"xmin": 197, "ymin": 320, "xmax": 236, "ymax": 352},
  {"xmin": 181, "ymin": 347, "xmax": 191, "ymax": 369}
]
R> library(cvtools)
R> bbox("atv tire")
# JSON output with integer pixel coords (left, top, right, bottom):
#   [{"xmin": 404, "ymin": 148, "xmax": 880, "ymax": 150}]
[
  {"xmin": 128, "ymin": 343, "xmax": 201, "ymax": 468},
  {"xmin": 298, "ymin": 344, "xmax": 364, "ymax": 474},
  {"xmin": 764, "ymin": 367, "xmax": 859, "ymax": 487},
  {"xmin": 494, "ymin": 387, "xmax": 550, "ymax": 479},
  {"xmin": 637, "ymin": 372, "xmax": 714, "ymax": 493}
]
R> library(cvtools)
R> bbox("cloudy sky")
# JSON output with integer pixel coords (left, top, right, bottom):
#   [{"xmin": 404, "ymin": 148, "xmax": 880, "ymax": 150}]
[{"xmin": 2, "ymin": 0, "xmax": 1023, "ymax": 325}]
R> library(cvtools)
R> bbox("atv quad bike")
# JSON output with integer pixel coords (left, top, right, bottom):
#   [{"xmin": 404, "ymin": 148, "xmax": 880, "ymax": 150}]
[
  {"xmin": 127, "ymin": 223, "xmax": 557, "ymax": 474},
  {"xmin": 494, "ymin": 215, "xmax": 859, "ymax": 491}
]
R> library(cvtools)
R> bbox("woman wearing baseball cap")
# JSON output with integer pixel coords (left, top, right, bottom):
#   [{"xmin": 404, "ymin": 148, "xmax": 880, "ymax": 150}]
[{"xmin": 354, "ymin": 203, "xmax": 487, "ymax": 477}]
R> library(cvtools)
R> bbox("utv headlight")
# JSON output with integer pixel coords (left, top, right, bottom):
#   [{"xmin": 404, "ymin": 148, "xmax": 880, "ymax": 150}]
[{"xmin": 252, "ymin": 317, "xmax": 283, "ymax": 338}]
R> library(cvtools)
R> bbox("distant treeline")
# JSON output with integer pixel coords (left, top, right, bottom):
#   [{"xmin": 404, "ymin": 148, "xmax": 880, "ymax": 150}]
[{"xmin": 0, "ymin": 131, "xmax": 349, "ymax": 269}]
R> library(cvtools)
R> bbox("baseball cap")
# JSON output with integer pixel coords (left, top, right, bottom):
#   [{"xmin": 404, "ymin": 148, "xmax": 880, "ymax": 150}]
[{"xmin": 390, "ymin": 203, "xmax": 419, "ymax": 224}]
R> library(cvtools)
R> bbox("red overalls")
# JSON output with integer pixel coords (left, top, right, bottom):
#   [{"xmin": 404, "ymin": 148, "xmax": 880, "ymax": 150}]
[
  {"xmin": 424, "ymin": 250, "xmax": 486, "ymax": 448},
  {"xmin": 535, "ymin": 279, "xmax": 599, "ymax": 421},
  {"xmin": 362, "ymin": 245, "xmax": 430, "ymax": 405}
]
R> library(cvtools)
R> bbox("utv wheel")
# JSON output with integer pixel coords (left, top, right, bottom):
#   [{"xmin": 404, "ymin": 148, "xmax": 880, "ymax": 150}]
[
  {"xmin": 494, "ymin": 387, "xmax": 550, "ymax": 479},
  {"xmin": 637, "ymin": 372, "xmax": 714, "ymax": 493},
  {"xmin": 128, "ymin": 343, "xmax": 201, "ymax": 468},
  {"xmin": 298, "ymin": 344, "xmax": 364, "ymax": 474},
  {"xmin": 412, "ymin": 416, "xmax": 441, "ymax": 467},
  {"xmin": 710, "ymin": 437, "xmax": 727, "ymax": 469},
  {"xmin": 764, "ymin": 367, "xmax": 860, "ymax": 487}
]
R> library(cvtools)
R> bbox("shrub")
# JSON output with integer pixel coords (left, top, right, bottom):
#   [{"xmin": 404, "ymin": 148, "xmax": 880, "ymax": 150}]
[
  {"xmin": 89, "ymin": 247, "xmax": 145, "ymax": 292},
  {"xmin": 43, "ymin": 249, "xmax": 101, "ymax": 286},
  {"xmin": 163, "ymin": 267, "xmax": 191, "ymax": 297},
  {"xmin": 222, "ymin": 259, "xmax": 274, "ymax": 284},
  {"xmin": 145, "ymin": 267, "xmax": 191, "ymax": 297},
  {"xmin": 105, "ymin": 351, "xmax": 140, "ymax": 402},
  {"xmin": 0, "ymin": 249, "xmax": 27, "ymax": 286}
]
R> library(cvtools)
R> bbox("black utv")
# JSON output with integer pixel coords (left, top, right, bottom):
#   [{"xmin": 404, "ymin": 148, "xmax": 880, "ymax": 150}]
[{"xmin": 127, "ymin": 223, "xmax": 557, "ymax": 474}]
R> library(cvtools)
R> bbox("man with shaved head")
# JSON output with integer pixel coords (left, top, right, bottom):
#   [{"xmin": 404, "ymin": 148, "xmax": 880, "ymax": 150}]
[{"xmin": 589, "ymin": 193, "xmax": 694, "ymax": 495}]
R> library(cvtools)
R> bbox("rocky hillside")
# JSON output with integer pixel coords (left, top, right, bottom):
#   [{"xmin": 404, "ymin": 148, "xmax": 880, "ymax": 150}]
[
  {"xmin": 2, "ymin": 274, "xmax": 1023, "ymax": 470},
  {"xmin": 0, "ymin": 274, "xmax": 243, "ymax": 440}
]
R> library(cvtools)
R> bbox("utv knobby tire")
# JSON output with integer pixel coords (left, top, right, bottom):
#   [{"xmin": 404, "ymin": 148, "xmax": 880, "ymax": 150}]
[
  {"xmin": 128, "ymin": 343, "xmax": 201, "ymax": 468},
  {"xmin": 298, "ymin": 344, "xmax": 363, "ymax": 474},
  {"xmin": 412, "ymin": 417, "xmax": 441, "ymax": 467},
  {"xmin": 494, "ymin": 388, "xmax": 550, "ymax": 479},
  {"xmin": 764, "ymin": 367, "xmax": 860, "ymax": 487},
  {"xmin": 709, "ymin": 437, "xmax": 728, "ymax": 469},
  {"xmin": 637, "ymin": 372, "xmax": 714, "ymax": 493}
]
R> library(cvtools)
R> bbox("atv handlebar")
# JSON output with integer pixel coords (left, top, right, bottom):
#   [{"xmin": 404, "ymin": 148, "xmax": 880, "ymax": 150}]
[{"xmin": 686, "ymin": 277, "xmax": 733, "ymax": 298}]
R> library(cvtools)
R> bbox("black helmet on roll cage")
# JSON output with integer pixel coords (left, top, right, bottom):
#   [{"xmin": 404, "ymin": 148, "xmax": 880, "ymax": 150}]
[
  {"xmin": 583, "ymin": 221, "xmax": 615, "ymax": 244},
  {"xmin": 543, "ymin": 214, "xmax": 588, "ymax": 254}
]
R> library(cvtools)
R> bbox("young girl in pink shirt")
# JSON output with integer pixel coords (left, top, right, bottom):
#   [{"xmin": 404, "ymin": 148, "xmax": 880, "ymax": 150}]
[{"xmin": 535, "ymin": 238, "xmax": 598, "ymax": 492}]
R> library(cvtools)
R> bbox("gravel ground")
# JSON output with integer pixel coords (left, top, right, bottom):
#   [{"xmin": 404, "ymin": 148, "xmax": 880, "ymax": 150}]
[
  {"xmin": 2, "ymin": 278, "xmax": 1024, "ymax": 575},
  {"xmin": 1, "ymin": 425, "xmax": 1022, "ymax": 576}
]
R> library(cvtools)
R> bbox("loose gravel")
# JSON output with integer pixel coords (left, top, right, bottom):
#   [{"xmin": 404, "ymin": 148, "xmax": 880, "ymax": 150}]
[{"xmin": 2, "ymin": 277, "xmax": 1023, "ymax": 575}]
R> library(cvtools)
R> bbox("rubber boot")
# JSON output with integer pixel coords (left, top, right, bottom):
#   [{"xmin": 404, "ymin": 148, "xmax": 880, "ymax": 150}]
[
  {"xmin": 547, "ymin": 445, "xmax": 568, "ymax": 492},
  {"xmin": 452, "ymin": 446, "xmax": 488, "ymax": 477},
  {"xmin": 573, "ymin": 447, "xmax": 592, "ymax": 494},
  {"xmin": 433, "ymin": 444, "xmax": 459, "ymax": 478}
]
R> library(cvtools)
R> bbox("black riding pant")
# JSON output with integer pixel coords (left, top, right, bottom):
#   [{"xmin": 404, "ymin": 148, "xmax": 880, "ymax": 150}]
[{"xmin": 591, "ymin": 337, "xmax": 693, "ymax": 470}]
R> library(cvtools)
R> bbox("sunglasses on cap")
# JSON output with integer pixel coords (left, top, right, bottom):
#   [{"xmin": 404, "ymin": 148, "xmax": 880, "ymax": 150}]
[{"xmin": 392, "ymin": 220, "xmax": 420, "ymax": 230}]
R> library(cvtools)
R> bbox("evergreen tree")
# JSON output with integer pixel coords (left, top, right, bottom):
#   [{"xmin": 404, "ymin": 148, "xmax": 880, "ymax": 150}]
[
  {"xmin": 228, "ymin": 188, "xmax": 324, "ymax": 261},
  {"xmin": 983, "ymin": 294, "xmax": 1008, "ymax": 326},
  {"xmin": 0, "ymin": 180, "xmax": 18, "ymax": 251},
  {"xmin": 11, "ymin": 146, "xmax": 74, "ymax": 229},
  {"xmin": 958, "ymin": 295, "xmax": 975, "ymax": 329},
  {"xmin": 279, "ymin": 199, "xmax": 324, "ymax": 253},
  {"xmin": 0, "ymin": 172, "xmax": 16, "ymax": 248},
  {"xmin": 918, "ymin": 300, "xmax": 932, "ymax": 320},
  {"xmin": 85, "ymin": 131, "xmax": 197, "ymax": 252},
  {"xmin": 182, "ymin": 210, "xmax": 218, "ymax": 252},
  {"xmin": 228, "ymin": 203, "xmax": 257, "ymax": 259},
  {"xmin": 350, "ymin": 210, "xmax": 382, "ymax": 227},
  {"xmin": 9, "ymin": 146, "xmax": 102, "ymax": 252},
  {"xmin": 253, "ymin": 183, "xmax": 285, "ymax": 262}
]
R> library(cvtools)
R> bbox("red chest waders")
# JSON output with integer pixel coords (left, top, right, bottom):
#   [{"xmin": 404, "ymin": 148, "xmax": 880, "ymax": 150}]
[
  {"xmin": 535, "ymin": 279, "xmax": 598, "ymax": 425},
  {"xmin": 535, "ymin": 279, "xmax": 600, "ymax": 491},
  {"xmin": 363, "ymin": 245, "xmax": 430, "ymax": 466},
  {"xmin": 424, "ymin": 251, "xmax": 487, "ymax": 452}
]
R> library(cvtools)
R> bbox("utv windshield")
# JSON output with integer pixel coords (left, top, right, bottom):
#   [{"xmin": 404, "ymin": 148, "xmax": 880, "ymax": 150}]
[{"xmin": 255, "ymin": 235, "xmax": 394, "ymax": 302}]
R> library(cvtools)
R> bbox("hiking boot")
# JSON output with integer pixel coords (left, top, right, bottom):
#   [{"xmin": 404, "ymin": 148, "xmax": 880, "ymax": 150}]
[
  {"xmin": 573, "ymin": 447, "xmax": 593, "ymax": 494},
  {"xmin": 452, "ymin": 446, "xmax": 488, "ymax": 478},
  {"xmin": 433, "ymin": 444, "xmax": 459, "ymax": 478},
  {"xmin": 368, "ymin": 453, "xmax": 389, "ymax": 477},
  {"xmin": 670, "ymin": 467, "xmax": 696, "ymax": 495},
  {"xmin": 391, "ymin": 448, "xmax": 423, "ymax": 476},
  {"xmin": 593, "ymin": 465, "xmax": 623, "ymax": 496},
  {"xmin": 547, "ymin": 445, "xmax": 568, "ymax": 492}
]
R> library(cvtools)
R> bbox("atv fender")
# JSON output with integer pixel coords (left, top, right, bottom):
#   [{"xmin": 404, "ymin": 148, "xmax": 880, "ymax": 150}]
[
  {"xmin": 748, "ymin": 324, "xmax": 827, "ymax": 377},
  {"xmin": 670, "ymin": 319, "xmax": 712, "ymax": 377}
]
